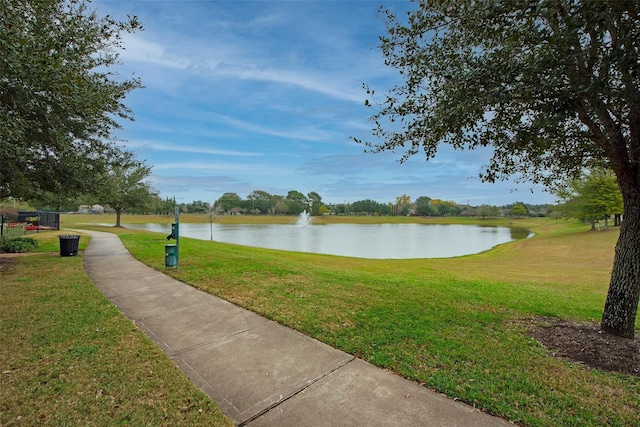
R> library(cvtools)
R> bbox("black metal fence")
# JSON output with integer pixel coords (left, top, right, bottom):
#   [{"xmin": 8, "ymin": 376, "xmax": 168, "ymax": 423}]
[{"xmin": 0, "ymin": 212, "xmax": 60, "ymax": 239}]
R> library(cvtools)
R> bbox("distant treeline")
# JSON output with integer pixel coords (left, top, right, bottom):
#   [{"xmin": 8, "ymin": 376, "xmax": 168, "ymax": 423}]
[
  {"xmin": 148, "ymin": 191, "xmax": 553, "ymax": 218},
  {"xmin": 2, "ymin": 190, "xmax": 553, "ymax": 218}
]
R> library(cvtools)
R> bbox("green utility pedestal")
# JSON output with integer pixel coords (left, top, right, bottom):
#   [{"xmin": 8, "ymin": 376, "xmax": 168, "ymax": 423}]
[{"xmin": 165, "ymin": 244, "xmax": 177, "ymax": 267}]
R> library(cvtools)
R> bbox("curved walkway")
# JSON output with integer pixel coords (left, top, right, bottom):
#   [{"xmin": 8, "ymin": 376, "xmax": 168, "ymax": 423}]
[{"xmin": 82, "ymin": 230, "xmax": 512, "ymax": 426}]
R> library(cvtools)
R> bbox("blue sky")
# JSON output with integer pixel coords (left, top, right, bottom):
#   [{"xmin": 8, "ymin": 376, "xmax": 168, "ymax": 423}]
[{"xmin": 94, "ymin": 0, "xmax": 555, "ymax": 206}]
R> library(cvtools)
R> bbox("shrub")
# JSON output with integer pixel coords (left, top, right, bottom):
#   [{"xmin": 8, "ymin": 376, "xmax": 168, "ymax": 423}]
[{"xmin": 1, "ymin": 237, "xmax": 39, "ymax": 253}]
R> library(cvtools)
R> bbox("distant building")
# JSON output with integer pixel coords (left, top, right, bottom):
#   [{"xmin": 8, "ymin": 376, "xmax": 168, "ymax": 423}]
[
  {"xmin": 91, "ymin": 205, "xmax": 104, "ymax": 214},
  {"xmin": 78, "ymin": 205, "xmax": 104, "ymax": 214}
]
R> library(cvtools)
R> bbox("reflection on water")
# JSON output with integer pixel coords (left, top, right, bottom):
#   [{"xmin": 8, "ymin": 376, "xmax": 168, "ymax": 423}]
[
  {"xmin": 509, "ymin": 227, "xmax": 533, "ymax": 240},
  {"xmin": 122, "ymin": 222, "xmax": 532, "ymax": 259}
]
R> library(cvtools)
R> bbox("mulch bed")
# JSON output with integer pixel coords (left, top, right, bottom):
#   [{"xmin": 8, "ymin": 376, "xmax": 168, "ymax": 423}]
[{"xmin": 528, "ymin": 318, "xmax": 640, "ymax": 377}]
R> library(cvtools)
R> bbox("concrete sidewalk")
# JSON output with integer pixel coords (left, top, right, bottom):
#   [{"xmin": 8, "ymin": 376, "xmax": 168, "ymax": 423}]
[{"xmin": 82, "ymin": 230, "xmax": 512, "ymax": 426}]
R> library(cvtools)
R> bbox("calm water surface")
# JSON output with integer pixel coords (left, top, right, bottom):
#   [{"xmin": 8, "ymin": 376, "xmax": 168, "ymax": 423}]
[{"xmin": 123, "ymin": 222, "xmax": 531, "ymax": 259}]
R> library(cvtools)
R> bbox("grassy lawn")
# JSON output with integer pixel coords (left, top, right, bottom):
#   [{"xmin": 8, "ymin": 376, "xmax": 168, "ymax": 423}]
[
  {"xmin": 56, "ymin": 215, "xmax": 640, "ymax": 425},
  {"xmin": 0, "ymin": 232, "xmax": 233, "ymax": 426}
]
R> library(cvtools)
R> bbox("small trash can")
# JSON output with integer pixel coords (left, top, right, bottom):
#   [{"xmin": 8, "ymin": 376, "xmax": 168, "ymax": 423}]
[
  {"xmin": 59, "ymin": 235, "xmax": 80, "ymax": 257},
  {"xmin": 165, "ymin": 244, "xmax": 177, "ymax": 267}
]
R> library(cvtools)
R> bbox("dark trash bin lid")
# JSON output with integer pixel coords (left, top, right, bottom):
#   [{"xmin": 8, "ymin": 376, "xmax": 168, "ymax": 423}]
[{"xmin": 59, "ymin": 235, "xmax": 80, "ymax": 239}]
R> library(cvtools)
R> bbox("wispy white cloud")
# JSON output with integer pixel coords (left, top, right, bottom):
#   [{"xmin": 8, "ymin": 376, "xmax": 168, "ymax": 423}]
[
  {"xmin": 94, "ymin": 0, "xmax": 554, "ymax": 206},
  {"xmin": 207, "ymin": 113, "xmax": 343, "ymax": 143},
  {"xmin": 211, "ymin": 66, "xmax": 365, "ymax": 103},
  {"xmin": 121, "ymin": 4, "xmax": 370, "ymax": 103},
  {"xmin": 120, "ymin": 27, "xmax": 367, "ymax": 103},
  {"xmin": 125, "ymin": 140, "xmax": 263, "ymax": 157},
  {"xmin": 120, "ymin": 35, "xmax": 190, "ymax": 70},
  {"xmin": 152, "ymin": 161, "xmax": 297, "ymax": 177}
]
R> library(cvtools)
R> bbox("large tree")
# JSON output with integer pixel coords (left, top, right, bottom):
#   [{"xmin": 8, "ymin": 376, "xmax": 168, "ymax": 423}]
[
  {"xmin": 557, "ymin": 168, "xmax": 624, "ymax": 230},
  {"xmin": 360, "ymin": 1, "xmax": 640, "ymax": 337},
  {"xmin": 246, "ymin": 190, "xmax": 278, "ymax": 215},
  {"xmin": 307, "ymin": 191, "xmax": 323, "ymax": 216},
  {"xmin": 99, "ymin": 158, "xmax": 153, "ymax": 227},
  {"xmin": 415, "ymin": 196, "xmax": 433, "ymax": 216},
  {"xmin": 216, "ymin": 192, "xmax": 242, "ymax": 214},
  {"xmin": 285, "ymin": 190, "xmax": 309, "ymax": 215},
  {"xmin": 0, "ymin": 0, "xmax": 142, "ymax": 200},
  {"xmin": 510, "ymin": 202, "xmax": 529, "ymax": 218}
]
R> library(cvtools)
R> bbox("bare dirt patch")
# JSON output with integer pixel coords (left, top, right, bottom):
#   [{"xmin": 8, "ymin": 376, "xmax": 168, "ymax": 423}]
[
  {"xmin": 0, "ymin": 253, "xmax": 62, "ymax": 271},
  {"xmin": 528, "ymin": 318, "xmax": 640, "ymax": 377},
  {"xmin": 0, "ymin": 255, "xmax": 17, "ymax": 271}
]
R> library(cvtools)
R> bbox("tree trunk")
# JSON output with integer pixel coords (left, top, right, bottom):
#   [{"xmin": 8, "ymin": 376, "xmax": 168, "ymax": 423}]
[
  {"xmin": 115, "ymin": 208, "xmax": 122, "ymax": 227},
  {"xmin": 601, "ymin": 193, "xmax": 640, "ymax": 338}
]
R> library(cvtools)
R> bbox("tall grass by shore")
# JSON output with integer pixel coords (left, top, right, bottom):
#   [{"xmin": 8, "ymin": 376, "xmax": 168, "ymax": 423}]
[{"xmin": 60, "ymin": 214, "xmax": 639, "ymax": 426}]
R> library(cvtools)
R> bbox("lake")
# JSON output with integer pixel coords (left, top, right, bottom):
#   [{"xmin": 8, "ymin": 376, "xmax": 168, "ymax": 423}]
[{"xmin": 121, "ymin": 222, "xmax": 532, "ymax": 259}]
